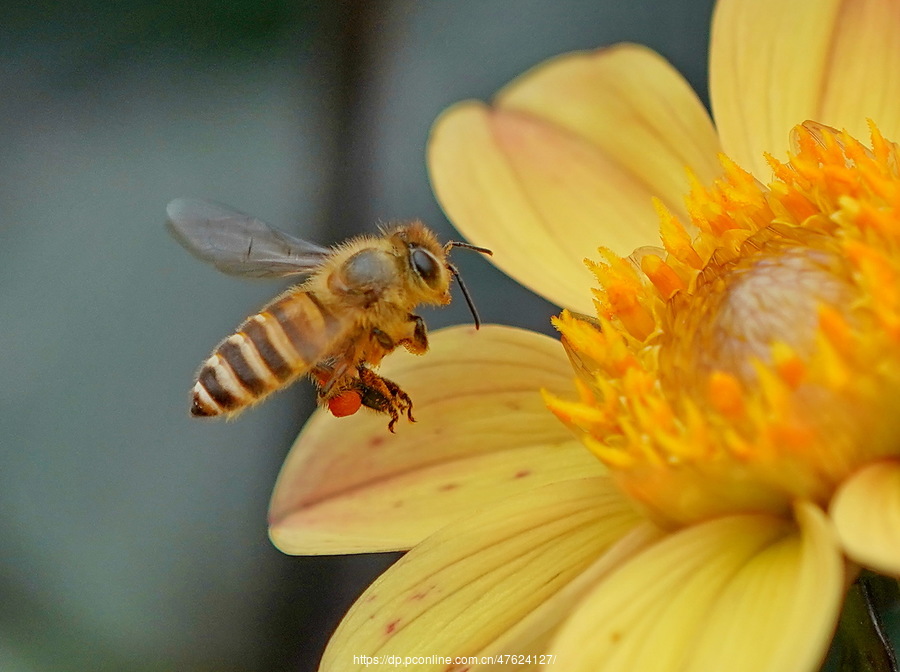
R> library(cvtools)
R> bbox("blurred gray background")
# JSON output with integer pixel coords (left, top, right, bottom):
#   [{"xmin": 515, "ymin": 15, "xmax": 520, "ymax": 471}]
[{"xmin": 0, "ymin": 1, "xmax": 715, "ymax": 670}]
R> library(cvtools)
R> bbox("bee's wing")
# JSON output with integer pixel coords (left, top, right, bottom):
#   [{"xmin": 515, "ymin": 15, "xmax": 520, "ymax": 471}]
[{"xmin": 166, "ymin": 198, "xmax": 331, "ymax": 279}]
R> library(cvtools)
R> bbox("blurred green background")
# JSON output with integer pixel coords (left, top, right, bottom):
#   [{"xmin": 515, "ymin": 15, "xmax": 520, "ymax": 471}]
[{"xmin": 0, "ymin": 1, "xmax": 716, "ymax": 670}]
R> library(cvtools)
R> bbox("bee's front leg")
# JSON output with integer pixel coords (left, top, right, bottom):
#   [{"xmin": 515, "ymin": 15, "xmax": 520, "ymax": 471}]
[
  {"xmin": 402, "ymin": 314, "xmax": 428, "ymax": 355},
  {"xmin": 372, "ymin": 315, "xmax": 427, "ymax": 356}
]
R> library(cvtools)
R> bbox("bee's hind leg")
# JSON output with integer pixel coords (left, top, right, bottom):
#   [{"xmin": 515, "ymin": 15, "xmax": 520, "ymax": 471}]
[{"xmin": 355, "ymin": 366, "xmax": 415, "ymax": 432}]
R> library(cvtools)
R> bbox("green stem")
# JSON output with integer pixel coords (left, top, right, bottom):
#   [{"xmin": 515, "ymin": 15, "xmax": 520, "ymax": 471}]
[{"xmin": 831, "ymin": 572, "xmax": 899, "ymax": 672}]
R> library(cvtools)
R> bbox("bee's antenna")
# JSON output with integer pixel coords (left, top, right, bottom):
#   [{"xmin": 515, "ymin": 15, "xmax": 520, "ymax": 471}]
[
  {"xmin": 447, "ymin": 240, "xmax": 493, "ymax": 257},
  {"xmin": 443, "ymin": 241, "xmax": 491, "ymax": 330},
  {"xmin": 447, "ymin": 262, "xmax": 482, "ymax": 329}
]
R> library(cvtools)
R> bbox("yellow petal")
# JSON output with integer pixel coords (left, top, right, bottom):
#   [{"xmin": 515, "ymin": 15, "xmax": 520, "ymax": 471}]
[
  {"xmin": 471, "ymin": 522, "xmax": 665, "ymax": 672},
  {"xmin": 429, "ymin": 104, "xmax": 612, "ymax": 313},
  {"xmin": 319, "ymin": 477, "xmax": 643, "ymax": 672},
  {"xmin": 690, "ymin": 503, "xmax": 844, "ymax": 672},
  {"xmin": 818, "ymin": 0, "xmax": 900, "ymax": 142},
  {"xmin": 831, "ymin": 459, "xmax": 900, "ymax": 575},
  {"xmin": 429, "ymin": 46, "xmax": 721, "ymax": 312},
  {"xmin": 497, "ymin": 45, "xmax": 722, "ymax": 215},
  {"xmin": 711, "ymin": 0, "xmax": 841, "ymax": 177},
  {"xmin": 711, "ymin": 0, "xmax": 900, "ymax": 178},
  {"xmin": 269, "ymin": 325, "xmax": 602, "ymax": 555},
  {"xmin": 551, "ymin": 502, "xmax": 844, "ymax": 672}
]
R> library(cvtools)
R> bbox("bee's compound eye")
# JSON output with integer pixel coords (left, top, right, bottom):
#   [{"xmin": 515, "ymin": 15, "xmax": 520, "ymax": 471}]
[{"xmin": 411, "ymin": 248, "xmax": 440, "ymax": 285}]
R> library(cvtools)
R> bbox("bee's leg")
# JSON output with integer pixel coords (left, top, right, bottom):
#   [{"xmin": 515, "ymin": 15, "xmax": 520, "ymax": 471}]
[
  {"xmin": 355, "ymin": 366, "xmax": 415, "ymax": 432},
  {"xmin": 371, "ymin": 328, "xmax": 395, "ymax": 350},
  {"xmin": 359, "ymin": 385, "xmax": 400, "ymax": 432},
  {"xmin": 402, "ymin": 314, "xmax": 428, "ymax": 355},
  {"xmin": 375, "ymin": 374, "xmax": 414, "ymax": 426},
  {"xmin": 310, "ymin": 364, "xmax": 334, "ymax": 394},
  {"xmin": 311, "ymin": 362, "xmax": 349, "ymax": 396},
  {"xmin": 310, "ymin": 363, "xmax": 367, "ymax": 418}
]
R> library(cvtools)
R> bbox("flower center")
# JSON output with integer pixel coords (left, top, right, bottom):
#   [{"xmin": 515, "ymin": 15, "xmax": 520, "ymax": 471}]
[
  {"xmin": 659, "ymin": 226, "xmax": 861, "ymax": 396},
  {"xmin": 547, "ymin": 122, "xmax": 900, "ymax": 528}
]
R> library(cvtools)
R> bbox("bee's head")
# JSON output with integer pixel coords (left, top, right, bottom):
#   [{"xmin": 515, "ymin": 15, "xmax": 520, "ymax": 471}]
[
  {"xmin": 387, "ymin": 221, "xmax": 493, "ymax": 328},
  {"xmin": 386, "ymin": 221, "xmax": 453, "ymax": 302}
]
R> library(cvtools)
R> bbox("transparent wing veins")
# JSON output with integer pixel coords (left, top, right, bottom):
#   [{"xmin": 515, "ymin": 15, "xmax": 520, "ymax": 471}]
[{"xmin": 166, "ymin": 198, "xmax": 330, "ymax": 278}]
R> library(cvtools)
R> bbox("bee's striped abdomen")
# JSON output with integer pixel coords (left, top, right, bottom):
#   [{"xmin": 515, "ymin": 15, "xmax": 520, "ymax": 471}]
[{"xmin": 190, "ymin": 291, "xmax": 343, "ymax": 417}]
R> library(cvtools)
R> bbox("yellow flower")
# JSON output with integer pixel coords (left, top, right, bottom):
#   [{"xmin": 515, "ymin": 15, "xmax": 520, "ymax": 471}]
[{"xmin": 268, "ymin": 0, "xmax": 900, "ymax": 670}]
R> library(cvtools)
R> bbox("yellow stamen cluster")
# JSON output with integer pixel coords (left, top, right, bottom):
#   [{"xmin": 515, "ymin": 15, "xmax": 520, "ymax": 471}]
[{"xmin": 547, "ymin": 122, "xmax": 900, "ymax": 528}]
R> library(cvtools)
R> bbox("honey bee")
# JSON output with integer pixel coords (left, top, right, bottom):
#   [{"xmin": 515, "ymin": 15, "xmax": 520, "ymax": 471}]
[{"xmin": 166, "ymin": 198, "xmax": 491, "ymax": 431}]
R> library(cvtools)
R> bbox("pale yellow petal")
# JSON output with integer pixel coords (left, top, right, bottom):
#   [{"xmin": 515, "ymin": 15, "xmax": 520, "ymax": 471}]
[
  {"xmin": 429, "ymin": 46, "xmax": 722, "ymax": 312},
  {"xmin": 711, "ymin": 0, "xmax": 900, "ymax": 177},
  {"xmin": 470, "ymin": 522, "xmax": 665, "ymax": 672},
  {"xmin": 319, "ymin": 477, "xmax": 643, "ymax": 672},
  {"xmin": 269, "ymin": 325, "xmax": 601, "ymax": 555},
  {"xmin": 429, "ymin": 104, "xmax": 614, "ymax": 313},
  {"xmin": 819, "ymin": 0, "xmax": 900, "ymax": 142},
  {"xmin": 711, "ymin": 0, "xmax": 842, "ymax": 177},
  {"xmin": 551, "ymin": 502, "xmax": 844, "ymax": 672},
  {"xmin": 497, "ymin": 44, "xmax": 722, "ymax": 215},
  {"xmin": 831, "ymin": 459, "xmax": 900, "ymax": 575},
  {"xmin": 690, "ymin": 502, "xmax": 844, "ymax": 672}
]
